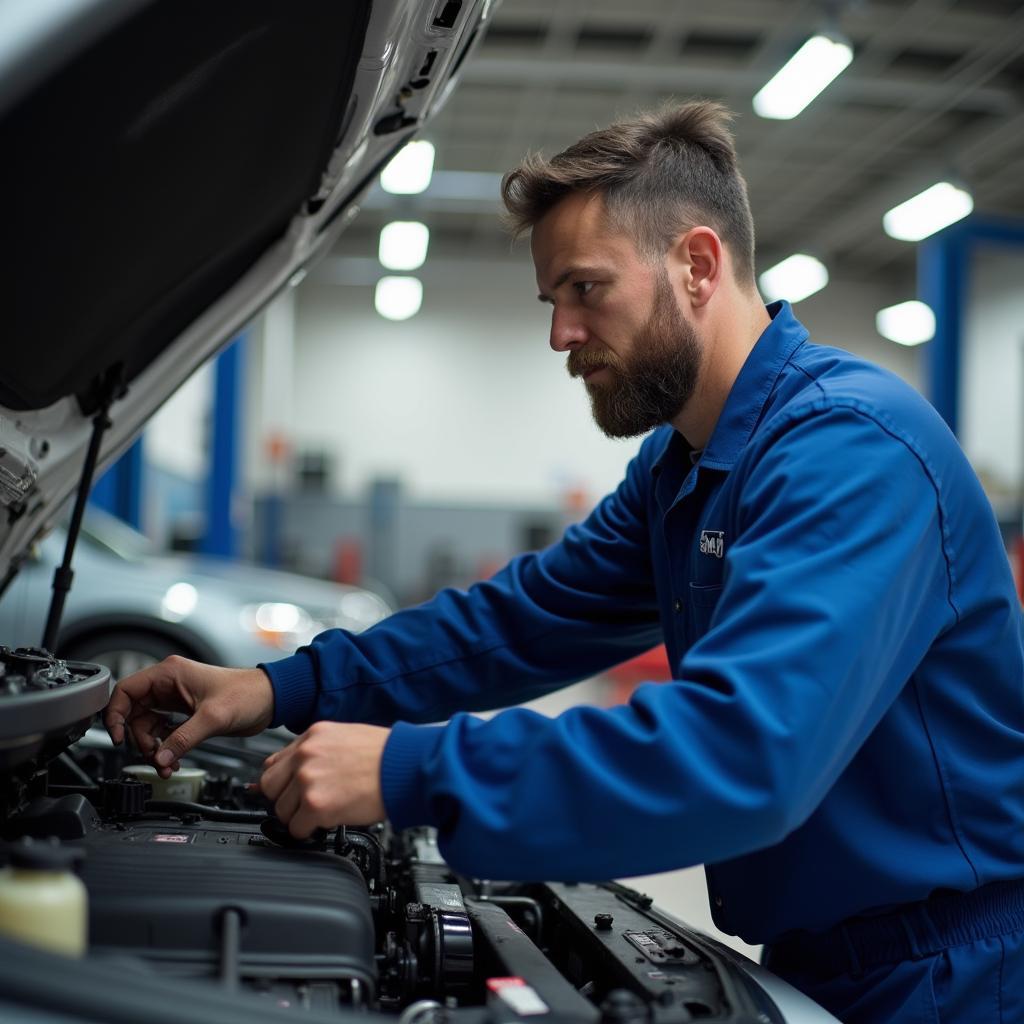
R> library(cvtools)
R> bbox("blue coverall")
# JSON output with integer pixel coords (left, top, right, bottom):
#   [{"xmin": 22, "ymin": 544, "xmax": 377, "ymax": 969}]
[{"xmin": 265, "ymin": 302, "xmax": 1024, "ymax": 1023}]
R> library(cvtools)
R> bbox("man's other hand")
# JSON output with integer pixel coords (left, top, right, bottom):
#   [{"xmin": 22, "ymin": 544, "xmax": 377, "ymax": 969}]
[
  {"xmin": 259, "ymin": 722, "xmax": 388, "ymax": 838},
  {"xmin": 104, "ymin": 657, "xmax": 275, "ymax": 777}
]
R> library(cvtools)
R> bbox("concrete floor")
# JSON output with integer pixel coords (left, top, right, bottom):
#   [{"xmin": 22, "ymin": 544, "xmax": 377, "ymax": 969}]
[{"xmin": 515, "ymin": 678, "xmax": 763, "ymax": 962}]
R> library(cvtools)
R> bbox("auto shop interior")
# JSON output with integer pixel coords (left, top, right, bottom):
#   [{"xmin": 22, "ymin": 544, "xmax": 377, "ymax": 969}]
[{"xmin": 3, "ymin": 2, "xmax": 1024, "ymax": 1023}]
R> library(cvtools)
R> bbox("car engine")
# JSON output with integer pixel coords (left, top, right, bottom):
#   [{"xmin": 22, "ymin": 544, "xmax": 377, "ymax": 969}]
[{"xmin": 0, "ymin": 645, "xmax": 783, "ymax": 1024}]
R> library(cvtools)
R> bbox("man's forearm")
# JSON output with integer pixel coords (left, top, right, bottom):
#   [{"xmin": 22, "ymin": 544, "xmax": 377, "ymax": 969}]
[{"xmin": 263, "ymin": 546, "xmax": 661, "ymax": 733}]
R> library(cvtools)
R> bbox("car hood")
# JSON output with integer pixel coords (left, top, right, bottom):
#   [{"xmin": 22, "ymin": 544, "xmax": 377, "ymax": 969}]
[{"xmin": 0, "ymin": 0, "xmax": 495, "ymax": 585}]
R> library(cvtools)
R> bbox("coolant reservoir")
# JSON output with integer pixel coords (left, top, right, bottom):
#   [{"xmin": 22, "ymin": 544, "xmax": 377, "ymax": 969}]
[
  {"xmin": 122, "ymin": 763, "xmax": 207, "ymax": 802},
  {"xmin": 0, "ymin": 837, "xmax": 87, "ymax": 956}
]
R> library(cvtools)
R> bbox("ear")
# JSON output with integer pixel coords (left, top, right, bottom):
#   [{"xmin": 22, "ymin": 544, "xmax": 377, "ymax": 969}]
[{"xmin": 669, "ymin": 227, "xmax": 723, "ymax": 309}]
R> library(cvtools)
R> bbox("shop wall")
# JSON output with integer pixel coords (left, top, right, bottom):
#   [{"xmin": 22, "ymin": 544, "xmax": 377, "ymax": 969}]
[
  {"xmin": 140, "ymin": 362, "xmax": 213, "ymax": 546},
  {"xmin": 282, "ymin": 262, "xmax": 921, "ymax": 509},
  {"xmin": 962, "ymin": 248, "xmax": 1024, "ymax": 507}
]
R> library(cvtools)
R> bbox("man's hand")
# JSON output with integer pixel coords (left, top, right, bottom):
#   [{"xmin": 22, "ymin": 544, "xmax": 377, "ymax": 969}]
[
  {"xmin": 259, "ymin": 722, "xmax": 389, "ymax": 838},
  {"xmin": 104, "ymin": 657, "xmax": 275, "ymax": 778}
]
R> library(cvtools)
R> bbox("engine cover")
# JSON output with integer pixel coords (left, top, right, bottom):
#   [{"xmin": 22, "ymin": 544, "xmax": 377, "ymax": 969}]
[{"xmin": 79, "ymin": 818, "xmax": 376, "ymax": 991}]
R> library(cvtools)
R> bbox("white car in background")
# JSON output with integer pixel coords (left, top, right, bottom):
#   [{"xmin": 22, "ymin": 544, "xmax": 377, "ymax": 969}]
[{"xmin": 0, "ymin": 507, "xmax": 392, "ymax": 678}]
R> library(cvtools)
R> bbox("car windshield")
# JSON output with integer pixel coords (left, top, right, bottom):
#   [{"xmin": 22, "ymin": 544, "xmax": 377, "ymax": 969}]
[{"xmin": 79, "ymin": 508, "xmax": 154, "ymax": 562}]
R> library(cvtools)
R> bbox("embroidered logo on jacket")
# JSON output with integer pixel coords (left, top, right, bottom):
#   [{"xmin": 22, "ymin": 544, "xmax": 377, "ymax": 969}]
[{"xmin": 699, "ymin": 530, "xmax": 725, "ymax": 558}]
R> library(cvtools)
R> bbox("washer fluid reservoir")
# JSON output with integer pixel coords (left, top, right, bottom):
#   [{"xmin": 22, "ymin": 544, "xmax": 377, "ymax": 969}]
[{"xmin": 0, "ymin": 837, "xmax": 87, "ymax": 956}]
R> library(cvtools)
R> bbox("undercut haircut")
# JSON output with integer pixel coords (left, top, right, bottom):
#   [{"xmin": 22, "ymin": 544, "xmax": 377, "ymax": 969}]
[{"xmin": 501, "ymin": 101, "xmax": 757, "ymax": 286}]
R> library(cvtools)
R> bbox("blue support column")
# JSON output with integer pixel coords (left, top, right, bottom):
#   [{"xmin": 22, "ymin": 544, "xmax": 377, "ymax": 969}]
[
  {"xmin": 260, "ymin": 492, "xmax": 284, "ymax": 568},
  {"xmin": 201, "ymin": 335, "xmax": 245, "ymax": 558},
  {"xmin": 918, "ymin": 225, "xmax": 968, "ymax": 436},
  {"xmin": 917, "ymin": 216, "xmax": 1024, "ymax": 440},
  {"xmin": 89, "ymin": 437, "xmax": 144, "ymax": 529}
]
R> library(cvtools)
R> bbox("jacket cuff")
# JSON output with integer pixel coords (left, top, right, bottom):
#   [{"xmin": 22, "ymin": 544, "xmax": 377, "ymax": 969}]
[
  {"xmin": 260, "ymin": 651, "xmax": 318, "ymax": 732},
  {"xmin": 381, "ymin": 722, "xmax": 446, "ymax": 829}
]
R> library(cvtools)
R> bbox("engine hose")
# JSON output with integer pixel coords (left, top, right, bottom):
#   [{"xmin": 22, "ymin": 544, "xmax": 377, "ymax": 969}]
[{"xmin": 145, "ymin": 800, "xmax": 265, "ymax": 823}]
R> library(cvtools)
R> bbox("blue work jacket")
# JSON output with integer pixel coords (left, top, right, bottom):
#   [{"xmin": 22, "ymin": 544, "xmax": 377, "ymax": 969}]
[{"xmin": 265, "ymin": 301, "xmax": 1024, "ymax": 945}]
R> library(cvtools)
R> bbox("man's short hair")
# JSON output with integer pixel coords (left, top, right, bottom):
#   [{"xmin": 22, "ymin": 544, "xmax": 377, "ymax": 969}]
[{"xmin": 501, "ymin": 100, "xmax": 757, "ymax": 286}]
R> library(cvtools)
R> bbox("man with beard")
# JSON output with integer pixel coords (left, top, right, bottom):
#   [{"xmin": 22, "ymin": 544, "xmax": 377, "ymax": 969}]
[{"xmin": 106, "ymin": 103, "xmax": 1024, "ymax": 1023}]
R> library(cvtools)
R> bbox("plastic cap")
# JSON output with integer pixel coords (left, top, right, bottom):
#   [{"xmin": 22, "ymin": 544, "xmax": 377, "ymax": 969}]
[{"xmin": 5, "ymin": 836, "xmax": 85, "ymax": 872}]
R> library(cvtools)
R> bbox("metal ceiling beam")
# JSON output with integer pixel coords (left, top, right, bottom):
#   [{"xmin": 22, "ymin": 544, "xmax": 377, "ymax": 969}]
[
  {"xmin": 484, "ymin": 0, "xmax": 589, "ymax": 240},
  {"xmin": 362, "ymin": 171, "xmax": 504, "ymax": 212},
  {"xmin": 462, "ymin": 56, "xmax": 1017, "ymax": 115},
  {"xmin": 351, "ymin": 0, "xmax": 1024, "ymax": 277},
  {"xmin": 490, "ymin": 0, "xmax": 1022, "ymax": 51},
  {"xmin": 790, "ymin": 107, "xmax": 1024, "ymax": 260},
  {"xmin": 736, "ymin": 0, "xmax": 1024, "ymax": 264},
  {"xmin": 311, "ymin": 254, "xmax": 529, "ymax": 288}
]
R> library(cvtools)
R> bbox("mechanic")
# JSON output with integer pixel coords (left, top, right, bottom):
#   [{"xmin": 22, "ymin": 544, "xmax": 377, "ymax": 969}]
[{"xmin": 105, "ymin": 102, "xmax": 1024, "ymax": 1023}]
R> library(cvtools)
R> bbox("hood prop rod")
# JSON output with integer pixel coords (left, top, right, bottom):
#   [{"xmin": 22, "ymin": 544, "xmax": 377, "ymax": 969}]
[{"xmin": 42, "ymin": 370, "xmax": 126, "ymax": 653}]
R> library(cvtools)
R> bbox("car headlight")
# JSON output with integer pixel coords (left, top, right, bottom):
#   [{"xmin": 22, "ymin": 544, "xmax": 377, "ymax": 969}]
[
  {"xmin": 161, "ymin": 582, "xmax": 199, "ymax": 621},
  {"xmin": 336, "ymin": 591, "xmax": 391, "ymax": 631},
  {"xmin": 240, "ymin": 603, "xmax": 327, "ymax": 650}
]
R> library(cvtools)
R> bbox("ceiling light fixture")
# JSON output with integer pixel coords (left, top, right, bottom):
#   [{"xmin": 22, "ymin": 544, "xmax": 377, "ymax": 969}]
[
  {"xmin": 375, "ymin": 276, "xmax": 423, "ymax": 320},
  {"xmin": 759, "ymin": 254, "xmax": 830, "ymax": 304},
  {"xmin": 753, "ymin": 34, "xmax": 854, "ymax": 120},
  {"xmin": 380, "ymin": 140, "xmax": 436, "ymax": 195},
  {"xmin": 876, "ymin": 300, "xmax": 936, "ymax": 346},
  {"xmin": 882, "ymin": 182, "xmax": 974, "ymax": 242},
  {"xmin": 379, "ymin": 221, "xmax": 430, "ymax": 271}
]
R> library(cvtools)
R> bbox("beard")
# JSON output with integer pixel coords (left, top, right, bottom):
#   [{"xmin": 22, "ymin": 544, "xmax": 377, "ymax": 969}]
[{"xmin": 567, "ymin": 271, "xmax": 702, "ymax": 439}]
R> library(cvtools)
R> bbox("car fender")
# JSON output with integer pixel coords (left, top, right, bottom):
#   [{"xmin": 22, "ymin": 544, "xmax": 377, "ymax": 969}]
[{"xmin": 56, "ymin": 612, "xmax": 221, "ymax": 666}]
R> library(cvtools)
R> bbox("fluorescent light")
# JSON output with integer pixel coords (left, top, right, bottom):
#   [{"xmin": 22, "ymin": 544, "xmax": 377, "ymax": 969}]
[
  {"xmin": 759, "ymin": 254, "xmax": 829, "ymax": 304},
  {"xmin": 380, "ymin": 140, "xmax": 435, "ymax": 195},
  {"xmin": 753, "ymin": 34, "xmax": 854, "ymax": 120},
  {"xmin": 882, "ymin": 182, "xmax": 974, "ymax": 242},
  {"xmin": 375, "ymin": 276, "xmax": 423, "ymax": 320},
  {"xmin": 379, "ymin": 221, "xmax": 430, "ymax": 271},
  {"xmin": 876, "ymin": 300, "xmax": 936, "ymax": 346}
]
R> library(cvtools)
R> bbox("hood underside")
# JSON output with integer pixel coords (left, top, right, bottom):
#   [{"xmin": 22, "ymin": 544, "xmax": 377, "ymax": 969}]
[
  {"xmin": 2, "ymin": 0, "xmax": 373, "ymax": 414},
  {"xmin": 0, "ymin": 0, "xmax": 493, "ymax": 582}
]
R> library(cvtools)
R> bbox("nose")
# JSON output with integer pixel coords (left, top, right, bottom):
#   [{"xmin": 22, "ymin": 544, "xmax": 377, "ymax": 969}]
[{"xmin": 549, "ymin": 305, "xmax": 588, "ymax": 353}]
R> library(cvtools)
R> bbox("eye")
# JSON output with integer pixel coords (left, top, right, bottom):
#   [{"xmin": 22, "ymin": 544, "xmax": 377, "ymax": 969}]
[{"xmin": 573, "ymin": 281, "xmax": 595, "ymax": 298}]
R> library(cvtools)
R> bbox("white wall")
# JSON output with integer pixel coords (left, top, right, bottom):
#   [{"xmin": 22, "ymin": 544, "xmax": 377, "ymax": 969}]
[
  {"xmin": 289, "ymin": 259, "xmax": 641, "ymax": 507},
  {"xmin": 141, "ymin": 362, "xmax": 213, "ymax": 543},
  {"xmin": 269, "ymin": 262, "xmax": 922, "ymax": 507},
  {"xmin": 795, "ymin": 279, "xmax": 923, "ymax": 389},
  {"xmin": 141, "ymin": 257, "xmax": 928, "ymax": 514},
  {"xmin": 963, "ymin": 248, "xmax": 1024, "ymax": 499},
  {"xmin": 145, "ymin": 362, "xmax": 213, "ymax": 480}
]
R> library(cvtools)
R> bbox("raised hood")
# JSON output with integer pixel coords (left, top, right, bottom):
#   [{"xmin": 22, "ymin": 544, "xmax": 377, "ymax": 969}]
[{"xmin": 0, "ymin": 0, "xmax": 493, "ymax": 583}]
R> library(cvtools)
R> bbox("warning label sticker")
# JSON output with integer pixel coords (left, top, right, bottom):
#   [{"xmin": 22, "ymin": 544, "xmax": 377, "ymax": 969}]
[{"xmin": 486, "ymin": 977, "xmax": 549, "ymax": 1016}]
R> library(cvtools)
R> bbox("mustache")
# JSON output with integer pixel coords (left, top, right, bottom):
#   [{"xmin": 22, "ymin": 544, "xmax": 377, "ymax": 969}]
[{"xmin": 567, "ymin": 348, "xmax": 620, "ymax": 379}]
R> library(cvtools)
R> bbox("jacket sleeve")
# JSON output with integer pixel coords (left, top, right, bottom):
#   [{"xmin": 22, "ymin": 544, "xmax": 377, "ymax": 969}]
[
  {"xmin": 380, "ymin": 404, "xmax": 957, "ymax": 880},
  {"xmin": 261, "ymin": 434, "xmax": 665, "ymax": 733}
]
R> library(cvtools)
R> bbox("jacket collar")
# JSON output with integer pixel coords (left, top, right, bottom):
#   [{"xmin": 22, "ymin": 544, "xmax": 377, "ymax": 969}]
[{"xmin": 653, "ymin": 301, "xmax": 809, "ymax": 476}]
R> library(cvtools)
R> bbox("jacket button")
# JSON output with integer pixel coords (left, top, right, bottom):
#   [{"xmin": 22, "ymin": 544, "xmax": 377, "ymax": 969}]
[{"xmin": 673, "ymin": 598, "xmax": 683, "ymax": 614}]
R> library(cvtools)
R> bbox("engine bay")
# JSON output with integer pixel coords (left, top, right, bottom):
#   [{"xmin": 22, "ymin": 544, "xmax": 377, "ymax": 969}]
[{"xmin": 0, "ymin": 645, "xmax": 782, "ymax": 1023}]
